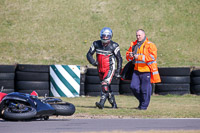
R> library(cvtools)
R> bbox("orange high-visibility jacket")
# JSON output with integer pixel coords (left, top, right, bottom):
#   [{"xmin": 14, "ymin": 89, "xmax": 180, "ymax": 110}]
[{"xmin": 126, "ymin": 38, "xmax": 161, "ymax": 83}]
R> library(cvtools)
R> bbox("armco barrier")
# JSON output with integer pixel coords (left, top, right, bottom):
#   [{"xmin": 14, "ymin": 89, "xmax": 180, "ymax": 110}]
[{"xmin": 50, "ymin": 65, "xmax": 80, "ymax": 97}]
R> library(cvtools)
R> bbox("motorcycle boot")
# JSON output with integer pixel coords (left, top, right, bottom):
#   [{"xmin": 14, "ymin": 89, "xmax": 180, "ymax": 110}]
[
  {"xmin": 108, "ymin": 92, "xmax": 118, "ymax": 109},
  {"xmin": 95, "ymin": 92, "xmax": 108, "ymax": 109}
]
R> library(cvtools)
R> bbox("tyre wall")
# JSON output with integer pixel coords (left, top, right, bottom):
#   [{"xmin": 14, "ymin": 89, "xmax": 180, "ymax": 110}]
[
  {"xmin": 155, "ymin": 67, "xmax": 191, "ymax": 95},
  {"xmin": 0, "ymin": 65, "xmax": 200, "ymax": 96},
  {"xmin": 119, "ymin": 80, "xmax": 132, "ymax": 95},
  {"xmin": 190, "ymin": 69, "xmax": 200, "ymax": 95},
  {"xmin": 15, "ymin": 64, "xmax": 50, "ymax": 96},
  {"xmin": 0, "ymin": 65, "xmax": 16, "ymax": 93},
  {"xmin": 119, "ymin": 80, "xmax": 155, "ymax": 96},
  {"xmin": 85, "ymin": 68, "xmax": 120, "ymax": 96}
]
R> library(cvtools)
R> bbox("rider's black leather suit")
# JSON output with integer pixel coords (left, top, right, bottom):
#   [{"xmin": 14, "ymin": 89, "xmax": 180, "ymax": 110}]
[{"xmin": 87, "ymin": 40, "xmax": 122, "ymax": 86}]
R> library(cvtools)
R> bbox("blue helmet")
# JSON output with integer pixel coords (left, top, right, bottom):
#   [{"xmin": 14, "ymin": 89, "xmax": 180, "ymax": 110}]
[{"xmin": 100, "ymin": 27, "xmax": 113, "ymax": 43}]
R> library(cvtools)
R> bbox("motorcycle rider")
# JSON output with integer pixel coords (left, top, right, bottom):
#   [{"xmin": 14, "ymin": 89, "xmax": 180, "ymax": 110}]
[{"xmin": 86, "ymin": 27, "xmax": 123, "ymax": 109}]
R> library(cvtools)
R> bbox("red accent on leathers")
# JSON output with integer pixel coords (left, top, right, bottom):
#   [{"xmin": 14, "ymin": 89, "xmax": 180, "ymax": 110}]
[{"xmin": 97, "ymin": 54, "xmax": 110, "ymax": 73}]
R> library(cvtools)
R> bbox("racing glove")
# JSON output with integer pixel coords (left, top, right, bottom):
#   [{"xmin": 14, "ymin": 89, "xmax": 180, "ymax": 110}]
[
  {"xmin": 92, "ymin": 61, "xmax": 98, "ymax": 66},
  {"xmin": 114, "ymin": 70, "xmax": 121, "ymax": 79}
]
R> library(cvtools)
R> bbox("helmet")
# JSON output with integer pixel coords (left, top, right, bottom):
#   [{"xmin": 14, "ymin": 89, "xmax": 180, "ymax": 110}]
[{"xmin": 100, "ymin": 27, "xmax": 113, "ymax": 43}]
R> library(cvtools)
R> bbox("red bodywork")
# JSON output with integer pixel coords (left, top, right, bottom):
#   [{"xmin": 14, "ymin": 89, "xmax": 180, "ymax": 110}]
[
  {"xmin": 0, "ymin": 92, "xmax": 7, "ymax": 102},
  {"xmin": 0, "ymin": 91, "xmax": 38, "ymax": 102}
]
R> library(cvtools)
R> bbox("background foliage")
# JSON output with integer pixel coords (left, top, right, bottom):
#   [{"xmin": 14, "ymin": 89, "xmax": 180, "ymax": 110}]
[{"xmin": 0, "ymin": 0, "xmax": 200, "ymax": 67}]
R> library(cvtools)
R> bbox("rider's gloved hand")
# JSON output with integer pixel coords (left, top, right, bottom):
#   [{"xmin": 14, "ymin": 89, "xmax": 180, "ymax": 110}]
[
  {"xmin": 92, "ymin": 61, "xmax": 98, "ymax": 66},
  {"xmin": 114, "ymin": 70, "xmax": 121, "ymax": 79}
]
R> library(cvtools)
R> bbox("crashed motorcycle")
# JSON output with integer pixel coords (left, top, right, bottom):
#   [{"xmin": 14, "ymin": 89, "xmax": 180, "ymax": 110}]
[{"xmin": 0, "ymin": 90, "xmax": 75, "ymax": 121}]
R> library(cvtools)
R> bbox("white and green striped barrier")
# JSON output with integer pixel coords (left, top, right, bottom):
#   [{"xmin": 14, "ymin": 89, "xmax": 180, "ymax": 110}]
[{"xmin": 50, "ymin": 65, "xmax": 80, "ymax": 97}]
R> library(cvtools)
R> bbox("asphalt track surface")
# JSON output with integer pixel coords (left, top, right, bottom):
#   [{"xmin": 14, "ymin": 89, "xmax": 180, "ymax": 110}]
[{"xmin": 1, "ymin": 118, "xmax": 200, "ymax": 133}]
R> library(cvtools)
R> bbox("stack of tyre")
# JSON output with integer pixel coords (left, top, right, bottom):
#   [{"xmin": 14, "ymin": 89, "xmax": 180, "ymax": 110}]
[
  {"xmin": 119, "ymin": 80, "xmax": 132, "ymax": 95},
  {"xmin": 0, "ymin": 65, "xmax": 16, "ymax": 93},
  {"xmin": 119, "ymin": 80, "xmax": 155, "ymax": 95},
  {"xmin": 190, "ymin": 69, "xmax": 200, "ymax": 95},
  {"xmin": 15, "ymin": 64, "xmax": 50, "ymax": 96},
  {"xmin": 85, "ymin": 68, "xmax": 120, "ymax": 96},
  {"xmin": 155, "ymin": 67, "xmax": 191, "ymax": 95}
]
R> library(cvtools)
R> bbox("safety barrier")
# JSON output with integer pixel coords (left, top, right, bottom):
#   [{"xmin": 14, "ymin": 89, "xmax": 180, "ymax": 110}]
[
  {"xmin": 50, "ymin": 65, "xmax": 80, "ymax": 97},
  {"xmin": 155, "ymin": 67, "xmax": 191, "ymax": 95},
  {"xmin": 1, "ymin": 65, "xmax": 200, "ymax": 96},
  {"xmin": 15, "ymin": 64, "xmax": 50, "ymax": 96}
]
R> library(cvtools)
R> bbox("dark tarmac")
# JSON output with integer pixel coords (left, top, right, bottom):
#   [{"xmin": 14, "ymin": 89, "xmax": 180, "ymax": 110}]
[{"xmin": 1, "ymin": 118, "xmax": 200, "ymax": 133}]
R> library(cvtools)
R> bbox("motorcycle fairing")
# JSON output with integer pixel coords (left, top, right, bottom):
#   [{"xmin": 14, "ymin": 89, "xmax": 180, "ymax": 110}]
[{"xmin": 0, "ymin": 92, "xmax": 7, "ymax": 103}]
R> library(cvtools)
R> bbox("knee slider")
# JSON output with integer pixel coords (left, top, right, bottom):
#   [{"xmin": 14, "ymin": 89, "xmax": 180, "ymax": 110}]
[{"xmin": 101, "ymin": 82, "xmax": 109, "ymax": 92}]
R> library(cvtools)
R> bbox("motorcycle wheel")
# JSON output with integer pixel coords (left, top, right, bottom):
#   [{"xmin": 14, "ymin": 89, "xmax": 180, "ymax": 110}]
[
  {"xmin": 2, "ymin": 106, "xmax": 37, "ymax": 121},
  {"xmin": 43, "ymin": 116, "xmax": 49, "ymax": 120},
  {"xmin": 50, "ymin": 102, "xmax": 75, "ymax": 116}
]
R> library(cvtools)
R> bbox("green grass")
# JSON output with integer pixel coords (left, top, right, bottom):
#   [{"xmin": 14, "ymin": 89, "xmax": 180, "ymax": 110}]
[
  {"xmin": 61, "ymin": 94, "xmax": 200, "ymax": 118},
  {"xmin": 0, "ymin": 0, "xmax": 200, "ymax": 67},
  {"xmin": 1, "ymin": 0, "xmax": 200, "ymax": 121}
]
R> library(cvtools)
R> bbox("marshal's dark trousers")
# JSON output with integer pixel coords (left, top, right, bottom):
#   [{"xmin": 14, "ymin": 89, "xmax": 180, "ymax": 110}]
[{"xmin": 130, "ymin": 70, "xmax": 151, "ymax": 110}]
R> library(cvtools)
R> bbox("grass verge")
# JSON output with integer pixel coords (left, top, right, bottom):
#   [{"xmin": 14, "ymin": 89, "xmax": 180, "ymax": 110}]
[
  {"xmin": 0, "ymin": 0, "xmax": 200, "ymax": 67},
  {"xmin": 61, "ymin": 94, "xmax": 200, "ymax": 118}
]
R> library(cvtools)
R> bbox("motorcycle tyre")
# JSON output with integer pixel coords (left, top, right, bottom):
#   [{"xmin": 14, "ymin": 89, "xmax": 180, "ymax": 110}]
[
  {"xmin": 2, "ymin": 106, "xmax": 37, "ymax": 121},
  {"xmin": 50, "ymin": 102, "xmax": 75, "ymax": 116}
]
